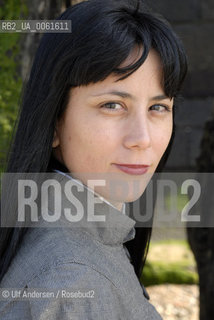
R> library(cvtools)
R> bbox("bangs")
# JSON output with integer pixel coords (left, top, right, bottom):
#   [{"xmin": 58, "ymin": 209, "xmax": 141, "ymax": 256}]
[{"xmin": 47, "ymin": 0, "xmax": 187, "ymax": 101}]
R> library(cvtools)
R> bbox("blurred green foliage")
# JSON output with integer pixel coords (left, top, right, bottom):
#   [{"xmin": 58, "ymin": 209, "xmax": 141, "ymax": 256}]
[
  {"xmin": 142, "ymin": 260, "xmax": 198, "ymax": 286},
  {"xmin": 141, "ymin": 240, "xmax": 199, "ymax": 286},
  {"xmin": 165, "ymin": 190, "xmax": 189, "ymax": 213},
  {"xmin": 0, "ymin": 1, "xmax": 28, "ymax": 172}
]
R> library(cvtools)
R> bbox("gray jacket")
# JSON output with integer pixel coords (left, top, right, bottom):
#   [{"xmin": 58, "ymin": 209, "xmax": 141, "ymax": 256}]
[{"xmin": 0, "ymin": 171, "xmax": 162, "ymax": 319}]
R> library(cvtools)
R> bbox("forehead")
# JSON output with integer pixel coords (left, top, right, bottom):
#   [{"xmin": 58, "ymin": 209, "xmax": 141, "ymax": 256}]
[
  {"xmin": 119, "ymin": 45, "xmax": 143, "ymax": 68},
  {"xmin": 67, "ymin": 49, "xmax": 165, "ymax": 105},
  {"xmin": 119, "ymin": 45, "xmax": 162, "ymax": 68},
  {"xmin": 96, "ymin": 49, "xmax": 163, "ymax": 91}
]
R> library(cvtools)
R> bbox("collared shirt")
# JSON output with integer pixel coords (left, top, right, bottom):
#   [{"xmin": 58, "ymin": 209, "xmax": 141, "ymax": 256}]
[
  {"xmin": 53, "ymin": 169, "xmax": 127, "ymax": 216},
  {"xmin": 0, "ymin": 171, "xmax": 162, "ymax": 319}
]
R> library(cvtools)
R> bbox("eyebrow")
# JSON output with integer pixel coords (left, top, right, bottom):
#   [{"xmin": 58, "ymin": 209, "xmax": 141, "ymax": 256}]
[{"xmin": 91, "ymin": 90, "xmax": 169, "ymax": 101}]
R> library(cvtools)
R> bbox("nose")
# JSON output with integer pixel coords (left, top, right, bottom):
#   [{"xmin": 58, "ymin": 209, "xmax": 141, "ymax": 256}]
[{"xmin": 123, "ymin": 114, "xmax": 152, "ymax": 150}]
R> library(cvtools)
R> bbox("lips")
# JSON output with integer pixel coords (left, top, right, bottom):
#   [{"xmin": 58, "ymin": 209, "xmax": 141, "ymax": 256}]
[{"xmin": 113, "ymin": 164, "xmax": 150, "ymax": 175}]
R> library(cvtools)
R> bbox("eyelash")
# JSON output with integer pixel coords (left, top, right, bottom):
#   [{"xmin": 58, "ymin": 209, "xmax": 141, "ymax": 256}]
[
  {"xmin": 100, "ymin": 102, "xmax": 171, "ymax": 113},
  {"xmin": 149, "ymin": 104, "xmax": 171, "ymax": 112},
  {"xmin": 100, "ymin": 102, "xmax": 123, "ymax": 111}
]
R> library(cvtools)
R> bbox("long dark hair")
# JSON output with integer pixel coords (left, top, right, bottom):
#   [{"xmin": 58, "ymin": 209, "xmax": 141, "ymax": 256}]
[{"xmin": 0, "ymin": 0, "xmax": 187, "ymax": 283}]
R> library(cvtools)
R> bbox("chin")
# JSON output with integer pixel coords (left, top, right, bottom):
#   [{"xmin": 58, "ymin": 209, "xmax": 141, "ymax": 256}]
[
  {"xmin": 89, "ymin": 173, "xmax": 152, "ymax": 205},
  {"xmin": 104, "ymin": 186, "xmax": 147, "ymax": 204}
]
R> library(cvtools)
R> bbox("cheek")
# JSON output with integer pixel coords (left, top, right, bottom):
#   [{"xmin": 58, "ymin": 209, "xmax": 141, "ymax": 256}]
[
  {"xmin": 61, "ymin": 118, "xmax": 118, "ymax": 171},
  {"xmin": 152, "ymin": 122, "xmax": 173, "ymax": 158}
]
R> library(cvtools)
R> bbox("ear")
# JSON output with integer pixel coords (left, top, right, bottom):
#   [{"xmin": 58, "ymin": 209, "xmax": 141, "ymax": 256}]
[{"xmin": 52, "ymin": 128, "xmax": 60, "ymax": 148}]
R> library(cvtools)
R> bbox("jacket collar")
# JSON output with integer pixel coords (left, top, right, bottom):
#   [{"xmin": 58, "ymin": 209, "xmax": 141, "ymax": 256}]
[{"xmin": 46, "ymin": 170, "xmax": 136, "ymax": 245}]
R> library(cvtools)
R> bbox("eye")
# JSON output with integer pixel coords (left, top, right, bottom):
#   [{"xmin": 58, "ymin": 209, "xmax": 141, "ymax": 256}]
[
  {"xmin": 149, "ymin": 104, "xmax": 171, "ymax": 113},
  {"xmin": 100, "ymin": 102, "xmax": 124, "ymax": 111}
]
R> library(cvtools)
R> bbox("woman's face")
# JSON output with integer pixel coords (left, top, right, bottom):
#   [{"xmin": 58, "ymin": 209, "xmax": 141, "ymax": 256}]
[{"xmin": 53, "ymin": 48, "xmax": 173, "ymax": 210}]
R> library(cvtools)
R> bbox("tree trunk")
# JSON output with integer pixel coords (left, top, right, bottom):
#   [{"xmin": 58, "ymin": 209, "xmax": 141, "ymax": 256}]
[{"xmin": 19, "ymin": 0, "xmax": 63, "ymax": 83}]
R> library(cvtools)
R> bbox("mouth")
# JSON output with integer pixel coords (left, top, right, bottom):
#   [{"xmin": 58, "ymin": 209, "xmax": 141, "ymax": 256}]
[{"xmin": 113, "ymin": 164, "xmax": 150, "ymax": 175}]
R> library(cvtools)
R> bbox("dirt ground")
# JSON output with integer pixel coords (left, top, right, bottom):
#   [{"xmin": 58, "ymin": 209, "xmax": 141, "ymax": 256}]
[{"xmin": 147, "ymin": 284, "xmax": 199, "ymax": 320}]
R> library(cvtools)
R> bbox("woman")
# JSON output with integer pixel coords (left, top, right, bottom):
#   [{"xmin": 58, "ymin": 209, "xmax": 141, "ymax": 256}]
[{"xmin": 0, "ymin": 0, "xmax": 187, "ymax": 318}]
